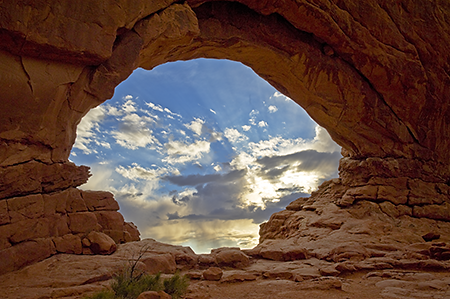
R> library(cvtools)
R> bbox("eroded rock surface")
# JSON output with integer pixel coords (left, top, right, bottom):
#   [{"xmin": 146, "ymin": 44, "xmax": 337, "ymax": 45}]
[
  {"xmin": 1, "ymin": 0, "xmax": 450, "ymax": 280},
  {"xmin": 2, "ymin": 239, "xmax": 450, "ymax": 299}
]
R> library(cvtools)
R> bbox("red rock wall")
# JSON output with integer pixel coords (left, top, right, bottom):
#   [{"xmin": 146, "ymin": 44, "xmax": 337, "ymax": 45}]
[{"xmin": 0, "ymin": 0, "xmax": 449, "ymax": 274}]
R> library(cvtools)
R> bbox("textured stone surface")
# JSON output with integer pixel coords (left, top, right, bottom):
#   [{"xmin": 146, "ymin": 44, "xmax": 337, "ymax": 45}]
[
  {"xmin": 0, "ymin": 187, "xmax": 136, "ymax": 275},
  {"xmin": 2, "ymin": 239, "xmax": 450, "ymax": 298},
  {"xmin": 1, "ymin": 0, "xmax": 450, "ymax": 278},
  {"xmin": 203, "ymin": 267, "xmax": 223, "ymax": 281}
]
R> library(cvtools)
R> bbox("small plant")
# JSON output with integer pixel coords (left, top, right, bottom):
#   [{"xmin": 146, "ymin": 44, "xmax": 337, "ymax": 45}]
[
  {"xmin": 163, "ymin": 272, "xmax": 189, "ymax": 299},
  {"xmin": 84, "ymin": 245, "xmax": 189, "ymax": 299}
]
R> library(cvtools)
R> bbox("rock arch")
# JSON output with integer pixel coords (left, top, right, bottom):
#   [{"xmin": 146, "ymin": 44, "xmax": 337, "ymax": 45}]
[{"xmin": 1, "ymin": 0, "xmax": 450, "ymax": 274}]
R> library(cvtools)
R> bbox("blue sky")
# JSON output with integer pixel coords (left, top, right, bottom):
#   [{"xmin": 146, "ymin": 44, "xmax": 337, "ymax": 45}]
[{"xmin": 70, "ymin": 59, "xmax": 341, "ymax": 253}]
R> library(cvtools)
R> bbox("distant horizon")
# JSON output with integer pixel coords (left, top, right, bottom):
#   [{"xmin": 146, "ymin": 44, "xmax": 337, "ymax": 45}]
[{"xmin": 70, "ymin": 58, "xmax": 341, "ymax": 253}]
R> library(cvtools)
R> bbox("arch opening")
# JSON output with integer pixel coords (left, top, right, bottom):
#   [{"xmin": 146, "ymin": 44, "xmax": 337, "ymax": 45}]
[{"xmin": 71, "ymin": 58, "xmax": 341, "ymax": 253}]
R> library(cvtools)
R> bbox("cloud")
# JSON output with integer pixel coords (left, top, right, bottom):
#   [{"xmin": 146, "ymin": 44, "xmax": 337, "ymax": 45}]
[
  {"xmin": 258, "ymin": 121, "xmax": 268, "ymax": 128},
  {"xmin": 122, "ymin": 99, "xmax": 137, "ymax": 113},
  {"xmin": 255, "ymin": 150, "xmax": 341, "ymax": 180},
  {"xmin": 112, "ymin": 126, "xmax": 160, "ymax": 150},
  {"xmin": 163, "ymin": 139, "xmax": 211, "ymax": 164},
  {"xmin": 271, "ymin": 91, "xmax": 291, "ymax": 101},
  {"xmin": 142, "ymin": 218, "xmax": 260, "ymax": 253},
  {"xmin": 242, "ymin": 125, "xmax": 251, "ymax": 131},
  {"xmin": 146, "ymin": 102, "xmax": 164, "ymax": 112},
  {"xmin": 210, "ymin": 109, "xmax": 217, "ymax": 114},
  {"xmin": 164, "ymin": 169, "xmax": 246, "ymax": 187},
  {"xmin": 268, "ymin": 105, "xmax": 278, "ymax": 113},
  {"xmin": 115, "ymin": 163, "xmax": 171, "ymax": 181},
  {"xmin": 224, "ymin": 128, "xmax": 248, "ymax": 144},
  {"xmin": 184, "ymin": 118, "xmax": 205, "ymax": 136},
  {"xmin": 73, "ymin": 105, "xmax": 107, "ymax": 154},
  {"xmin": 111, "ymin": 102, "xmax": 162, "ymax": 150},
  {"xmin": 249, "ymin": 109, "xmax": 259, "ymax": 125}
]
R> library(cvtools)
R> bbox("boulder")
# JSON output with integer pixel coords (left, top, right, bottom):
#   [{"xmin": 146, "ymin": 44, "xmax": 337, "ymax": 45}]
[
  {"xmin": 86, "ymin": 231, "xmax": 117, "ymax": 255},
  {"xmin": 202, "ymin": 267, "xmax": 223, "ymax": 281},
  {"xmin": 212, "ymin": 247, "xmax": 250, "ymax": 268},
  {"xmin": 141, "ymin": 253, "xmax": 177, "ymax": 274}
]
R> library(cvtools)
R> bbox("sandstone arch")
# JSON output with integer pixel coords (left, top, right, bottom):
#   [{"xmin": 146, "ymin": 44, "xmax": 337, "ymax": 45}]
[{"xmin": 1, "ymin": 0, "xmax": 450, "ymax": 274}]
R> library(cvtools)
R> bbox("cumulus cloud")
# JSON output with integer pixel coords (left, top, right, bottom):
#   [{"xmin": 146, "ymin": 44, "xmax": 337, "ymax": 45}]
[
  {"xmin": 184, "ymin": 118, "xmax": 205, "ymax": 136},
  {"xmin": 115, "ymin": 163, "xmax": 171, "ymax": 181},
  {"xmin": 163, "ymin": 139, "xmax": 211, "ymax": 164},
  {"xmin": 268, "ymin": 105, "xmax": 278, "ymax": 113},
  {"xmin": 242, "ymin": 125, "xmax": 251, "ymax": 131},
  {"xmin": 224, "ymin": 128, "xmax": 248, "ymax": 144},
  {"xmin": 122, "ymin": 99, "xmax": 137, "ymax": 113},
  {"xmin": 258, "ymin": 121, "xmax": 268, "ymax": 128},
  {"xmin": 111, "ymin": 102, "xmax": 162, "ymax": 150},
  {"xmin": 73, "ymin": 106, "xmax": 108, "ymax": 154}
]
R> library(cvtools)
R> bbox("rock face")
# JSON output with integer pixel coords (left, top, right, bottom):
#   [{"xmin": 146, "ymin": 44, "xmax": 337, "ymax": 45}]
[
  {"xmin": 0, "ymin": 188, "xmax": 139, "ymax": 275},
  {"xmin": 1, "ymin": 239, "xmax": 450, "ymax": 299},
  {"xmin": 0, "ymin": 0, "xmax": 450, "ymax": 275}
]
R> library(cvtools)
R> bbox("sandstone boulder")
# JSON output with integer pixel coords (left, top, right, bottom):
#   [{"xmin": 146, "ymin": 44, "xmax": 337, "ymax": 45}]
[
  {"xmin": 86, "ymin": 231, "xmax": 117, "ymax": 255},
  {"xmin": 203, "ymin": 267, "xmax": 223, "ymax": 281},
  {"xmin": 212, "ymin": 247, "xmax": 250, "ymax": 268},
  {"xmin": 141, "ymin": 253, "xmax": 177, "ymax": 274}
]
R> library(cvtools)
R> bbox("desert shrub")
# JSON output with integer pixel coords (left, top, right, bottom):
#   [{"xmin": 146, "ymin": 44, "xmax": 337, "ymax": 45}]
[
  {"xmin": 84, "ymin": 246, "xmax": 189, "ymax": 299},
  {"xmin": 163, "ymin": 272, "xmax": 189, "ymax": 299}
]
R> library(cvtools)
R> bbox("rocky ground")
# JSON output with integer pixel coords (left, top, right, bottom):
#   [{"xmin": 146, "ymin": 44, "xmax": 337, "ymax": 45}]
[
  {"xmin": 5, "ymin": 175, "xmax": 450, "ymax": 299},
  {"xmin": 2, "ymin": 238, "xmax": 450, "ymax": 299}
]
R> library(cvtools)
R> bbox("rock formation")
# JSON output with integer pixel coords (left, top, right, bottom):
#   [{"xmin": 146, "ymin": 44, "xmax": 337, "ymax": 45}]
[{"xmin": 0, "ymin": 0, "xmax": 450, "ymax": 277}]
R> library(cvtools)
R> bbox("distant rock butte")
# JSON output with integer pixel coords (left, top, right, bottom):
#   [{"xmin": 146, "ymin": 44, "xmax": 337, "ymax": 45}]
[{"xmin": 1, "ymin": 0, "xmax": 450, "ymax": 278}]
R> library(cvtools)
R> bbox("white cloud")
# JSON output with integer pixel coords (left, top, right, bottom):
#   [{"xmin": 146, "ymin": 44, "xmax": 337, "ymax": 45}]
[
  {"xmin": 111, "ymin": 108, "xmax": 161, "ymax": 150},
  {"xmin": 249, "ymin": 109, "xmax": 259, "ymax": 126},
  {"xmin": 224, "ymin": 128, "xmax": 248, "ymax": 144},
  {"xmin": 271, "ymin": 91, "xmax": 291, "ymax": 101},
  {"xmin": 73, "ymin": 106, "xmax": 106, "ymax": 154},
  {"xmin": 112, "ymin": 130, "xmax": 160, "ymax": 150},
  {"xmin": 227, "ymin": 125, "xmax": 341, "ymax": 207},
  {"xmin": 258, "ymin": 121, "xmax": 268, "ymax": 127},
  {"xmin": 115, "ymin": 163, "xmax": 170, "ymax": 181},
  {"xmin": 122, "ymin": 99, "xmax": 137, "ymax": 113},
  {"xmin": 184, "ymin": 118, "xmax": 205, "ymax": 136},
  {"xmin": 163, "ymin": 139, "xmax": 211, "ymax": 164},
  {"xmin": 242, "ymin": 125, "xmax": 251, "ymax": 131},
  {"xmin": 268, "ymin": 105, "xmax": 278, "ymax": 113},
  {"xmin": 213, "ymin": 164, "xmax": 222, "ymax": 172},
  {"xmin": 210, "ymin": 109, "xmax": 216, "ymax": 114},
  {"xmin": 146, "ymin": 102, "xmax": 164, "ymax": 112}
]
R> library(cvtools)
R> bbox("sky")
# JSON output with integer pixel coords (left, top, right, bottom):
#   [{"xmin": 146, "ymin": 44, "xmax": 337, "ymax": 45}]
[{"xmin": 70, "ymin": 58, "xmax": 342, "ymax": 253}]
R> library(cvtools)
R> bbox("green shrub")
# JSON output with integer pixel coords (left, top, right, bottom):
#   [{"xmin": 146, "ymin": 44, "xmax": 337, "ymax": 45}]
[
  {"xmin": 84, "ymin": 251, "xmax": 189, "ymax": 299},
  {"xmin": 110, "ymin": 270, "xmax": 163, "ymax": 299},
  {"xmin": 163, "ymin": 272, "xmax": 189, "ymax": 299}
]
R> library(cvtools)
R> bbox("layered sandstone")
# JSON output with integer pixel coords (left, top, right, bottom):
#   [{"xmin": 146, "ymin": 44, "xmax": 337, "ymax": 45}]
[{"xmin": 0, "ymin": 0, "xmax": 450, "ymax": 276}]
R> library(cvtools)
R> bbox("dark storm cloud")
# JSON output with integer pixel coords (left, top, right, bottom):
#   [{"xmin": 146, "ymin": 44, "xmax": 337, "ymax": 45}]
[
  {"xmin": 164, "ymin": 169, "xmax": 247, "ymax": 187},
  {"xmin": 166, "ymin": 190, "xmax": 310, "ymax": 224},
  {"xmin": 256, "ymin": 150, "xmax": 341, "ymax": 180},
  {"xmin": 172, "ymin": 194, "xmax": 191, "ymax": 205}
]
